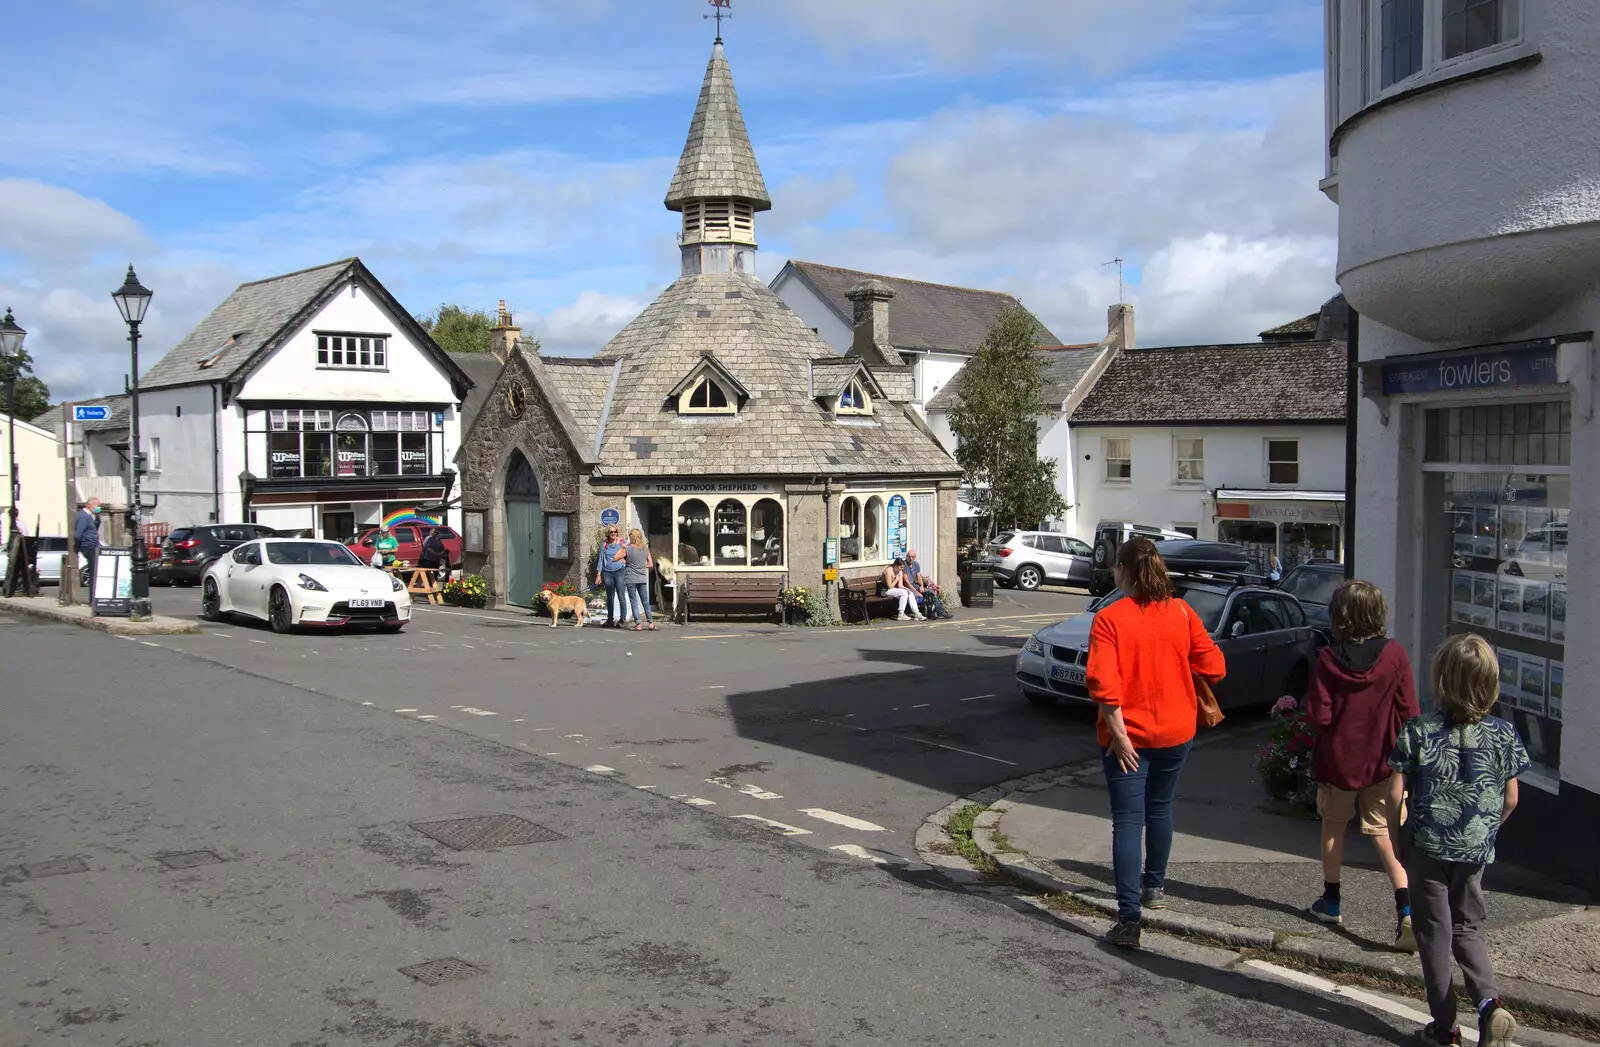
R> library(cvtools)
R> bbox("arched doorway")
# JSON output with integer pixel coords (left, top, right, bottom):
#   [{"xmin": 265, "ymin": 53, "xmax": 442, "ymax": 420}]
[{"xmin": 504, "ymin": 451, "xmax": 543, "ymax": 606}]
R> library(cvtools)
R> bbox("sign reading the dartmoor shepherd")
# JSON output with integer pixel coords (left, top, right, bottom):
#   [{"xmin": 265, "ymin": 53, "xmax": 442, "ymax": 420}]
[{"xmin": 634, "ymin": 481, "xmax": 776, "ymax": 495}]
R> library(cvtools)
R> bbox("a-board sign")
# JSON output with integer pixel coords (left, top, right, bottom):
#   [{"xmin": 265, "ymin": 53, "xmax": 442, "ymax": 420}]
[{"xmin": 90, "ymin": 547, "xmax": 134, "ymax": 617}]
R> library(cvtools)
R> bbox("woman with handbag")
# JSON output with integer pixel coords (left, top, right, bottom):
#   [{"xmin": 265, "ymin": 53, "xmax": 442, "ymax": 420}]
[{"xmin": 1085, "ymin": 537, "xmax": 1227, "ymax": 949}]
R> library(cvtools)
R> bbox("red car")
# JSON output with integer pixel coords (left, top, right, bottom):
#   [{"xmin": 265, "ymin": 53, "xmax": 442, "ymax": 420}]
[{"xmin": 349, "ymin": 524, "xmax": 462, "ymax": 568}]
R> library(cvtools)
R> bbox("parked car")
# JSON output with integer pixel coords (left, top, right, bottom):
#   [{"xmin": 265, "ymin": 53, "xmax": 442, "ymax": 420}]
[
  {"xmin": 1088, "ymin": 522, "xmax": 1195, "ymax": 595},
  {"xmin": 1016, "ymin": 539, "xmax": 1317, "ymax": 710},
  {"xmin": 153, "ymin": 524, "xmax": 280, "ymax": 586},
  {"xmin": 1278, "ymin": 561, "xmax": 1346, "ymax": 635},
  {"xmin": 348, "ymin": 524, "xmax": 462, "ymax": 568},
  {"xmin": 0, "ymin": 536, "xmax": 87, "ymax": 586},
  {"xmin": 200, "ymin": 538, "xmax": 411, "ymax": 633},
  {"xmin": 985, "ymin": 530, "xmax": 1095, "ymax": 591}
]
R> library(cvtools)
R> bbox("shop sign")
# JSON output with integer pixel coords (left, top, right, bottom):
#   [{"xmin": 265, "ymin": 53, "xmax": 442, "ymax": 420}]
[
  {"xmin": 1381, "ymin": 342, "xmax": 1559, "ymax": 396},
  {"xmin": 1222, "ymin": 501, "xmax": 1342, "ymax": 523},
  {"xmin": 634, "ymin": 481, "xmax": 776, "ymax": 495},
  {"xmin": 823, "ymin": 567, "xmax": 838, "ymax": 583},
  {"xmin": 90, "ymin": 547, "xmax": 134, "ymax": 617},
  {"xmin": 887, "ymin": 494, "xmax": 908, "ymax": 559}
]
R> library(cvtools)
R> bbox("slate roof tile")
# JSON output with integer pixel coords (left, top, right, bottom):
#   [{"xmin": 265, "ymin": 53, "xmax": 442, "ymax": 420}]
[
  {"xmin": 1070, "ymin": 341, "xmax": 1347, "ymax": 425},
  {"xmin": 664, "ymin": 42, "xmax": 770, "ymax": 211},
  {"xmin": 924, "ymin": 344, "xmax": 1101, "ymax": 413}
]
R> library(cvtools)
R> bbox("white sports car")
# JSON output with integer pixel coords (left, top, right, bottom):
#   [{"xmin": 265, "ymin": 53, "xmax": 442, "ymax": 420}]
[{"xmin": 200, "ymin": 538, "xmax": 411, "ymax": 633}]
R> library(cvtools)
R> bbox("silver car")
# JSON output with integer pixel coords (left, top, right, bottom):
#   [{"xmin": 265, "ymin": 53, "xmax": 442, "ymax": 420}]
[
  {"xmin": 0, "ymin": 536, "xmax": 87, "ymax": 586},
  {"xmin": 986, "ymin": 530, "xmax": 1095, "ymax": 591}
]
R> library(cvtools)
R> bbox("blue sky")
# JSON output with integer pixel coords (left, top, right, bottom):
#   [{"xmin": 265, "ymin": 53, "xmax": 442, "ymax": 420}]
[{"xmin": 0, "ymin": 0, "xmax": 1335, "ymax": 402}]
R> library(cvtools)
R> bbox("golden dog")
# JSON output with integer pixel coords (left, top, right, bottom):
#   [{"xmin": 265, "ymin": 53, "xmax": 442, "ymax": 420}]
[{"xmin": 537, "ymin": 590, "xmax": 588, "ymax": 627}]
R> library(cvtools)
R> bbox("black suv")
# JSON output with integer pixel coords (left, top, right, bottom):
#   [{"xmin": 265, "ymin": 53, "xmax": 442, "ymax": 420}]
[{"xmin": 152, "ymin": 523, "xmax": 279, "ymax": 586}]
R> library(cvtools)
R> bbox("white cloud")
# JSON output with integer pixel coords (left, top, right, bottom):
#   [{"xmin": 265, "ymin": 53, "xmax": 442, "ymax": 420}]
[
  {"xmin": 529, "ymin": 289, "xmax": 657, "ymax": 356},
  {"xmin": 0, "ymin": 181, "xmax": 150, "ymax": 267}
]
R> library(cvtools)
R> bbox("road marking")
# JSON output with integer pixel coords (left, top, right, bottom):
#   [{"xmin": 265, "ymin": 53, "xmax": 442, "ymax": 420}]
[
  {"xmin": 911, "ymin": 703, "xmax": 930, "ymax": 709},
  {"xmin": 395, "ymin": 708, "xmax": 418, "ymax": 713},
  {"xmin": 416, "ymin": 714, "xmax": 438, "ymax": 721},
  {"xmin": 960, "ymin": 694, "xmax": 996, "ymax": 701},
  {"xmin": 458, "ymin": 707, "xmax": 497, "ymax": 716},
  {"xmin": 886, "ymin": 731, "xmax": 1019, "ymax": 766},
  {"xmin": 512, "ymin": 718, "xmax": 524, "ymax": 722},
  {"xmin": 683, "ymin": 634, "xmax": 739, "ymax": 640},
  {"xmin": 545, "ymin": 752, "xmax": 560, "ymax": 756},
  {"xmin": 737, "ymin": 783, "xmax": 782, "ymax": 800},
  {"xmin": 731, "ymin": 814, "xmax": 812, "ymax": 836},
  {"xmin": 420, "ymin": 629, "xmax": 443, "ymax": 634},
  {"xmin": 247, "ymin": 638, "xmax": 267, "ymax": 645},
  {"xmin": 702, "ymin": 684, "xmax": 725, "ymax": 690},
  {"xmin": 828, "ymin": 844, "xmax": 907, "ymax": 865},
  {"xmin": 800, "ymin": 809, "xmax": 887, "ymax": 832},
  {"xmin": 209, "ymin": 632, "xmax": 233, "ymax": 639},
  {"xmin": 564, "ymin": 733, "xmax": 585, "ymax": 739},
  {"xmin": 460, "ymin": 644, "xmax": 475, "ymax": 649},
  {"xmin": 586, "ymin": 765, "xmax": 617, "ymax": 775},
  {"xmin": 1240, "ymin": 960, "xmax": 1480, "ymax": 1043},
  {"xmin": 672, "ymin": 795, "xmax": 716, "ymax": 806},
  {"xmin": 140, "ymin": 641, "xmax": 160, "ymax": 647},
  {"xmin": 362, "ymin": 701, "xmax": 374, "ymax": 706},
  {"xmin": 532, "ymin": 727, "xmax": 554, "ymax": 732},
  {"xmin": 634, "ymin": 784, "xmax": 656, "ymax": 790}
]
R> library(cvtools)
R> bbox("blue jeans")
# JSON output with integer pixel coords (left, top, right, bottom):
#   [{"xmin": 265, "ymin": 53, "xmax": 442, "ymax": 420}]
[
  {"xmin": 626, "ymin": 581, "xmax": 652, "ymax": 624},
  {"xmin": 602, "ymin": 571, "xmax": 625, "ymax": 623},
  {"xmin": 1101, "ymin": 739, "xmax": 1192, "ymax": 923}
]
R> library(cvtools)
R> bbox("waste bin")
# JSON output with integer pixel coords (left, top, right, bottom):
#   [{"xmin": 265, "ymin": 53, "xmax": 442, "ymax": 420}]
[{"xmin": 960, "ymin": 561, "xmax": 995, "ymax": 609}]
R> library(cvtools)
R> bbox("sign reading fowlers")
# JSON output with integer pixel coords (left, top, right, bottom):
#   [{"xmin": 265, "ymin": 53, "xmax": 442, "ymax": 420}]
[{"xmin": 1381, "ymin": 341, "xmax": 1560, "ymax": 396}]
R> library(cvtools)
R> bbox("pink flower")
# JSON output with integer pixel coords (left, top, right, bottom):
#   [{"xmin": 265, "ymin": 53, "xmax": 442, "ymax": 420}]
[{"xmin": 1271, "ymin": 695, "xmax": 1299, "ymax": 716}]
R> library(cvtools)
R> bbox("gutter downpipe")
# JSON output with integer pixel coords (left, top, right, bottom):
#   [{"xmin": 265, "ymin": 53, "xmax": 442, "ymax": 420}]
[
  {"xmin": 1344, "ymin": 308, "xmax": 1359, "ymax": 579},
  {"xmin": 211, "ymin": 383, "xmax": 222, "ymax": 522}
]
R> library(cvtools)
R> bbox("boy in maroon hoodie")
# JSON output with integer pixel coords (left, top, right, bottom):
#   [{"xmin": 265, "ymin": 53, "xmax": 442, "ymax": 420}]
[{"xmin": 1303, "ymin": 580, "xmax": 1421, "ymax": 951}]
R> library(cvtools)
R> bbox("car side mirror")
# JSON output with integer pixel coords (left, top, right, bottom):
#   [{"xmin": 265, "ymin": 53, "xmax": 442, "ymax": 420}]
[{"xmin": 1229, "ymin": 620, "xmax": 1247, "ymax": 639}]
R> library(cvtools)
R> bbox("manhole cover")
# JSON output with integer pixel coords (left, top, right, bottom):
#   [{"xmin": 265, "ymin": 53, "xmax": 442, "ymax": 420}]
[
  {"xmin": 22, "ymin": 858, "xmax": 89, "ymax": 879},
  {"xmin": 399, "ymin": 957, "xmax": 484, "ymax": 985},
  {"xmin": 156, "ymin": 850, "xmax": 225, "ymax": 870},
  {"xmin": 681, "ymin": 704, "xmax": 820, "ymax": 726},
  {"xmin": 409, "ymin": 815, "xmax": 563, "ymax": 851}
]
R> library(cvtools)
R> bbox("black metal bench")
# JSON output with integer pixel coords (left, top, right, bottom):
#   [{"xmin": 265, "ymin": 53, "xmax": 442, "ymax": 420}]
[
  {"xmin": 682, "ymin": 573, "xmax": 784, "ymax": 624},
  {"xmin": 839, "ymin": 576, "xmax": 897, "ymax": 624}
]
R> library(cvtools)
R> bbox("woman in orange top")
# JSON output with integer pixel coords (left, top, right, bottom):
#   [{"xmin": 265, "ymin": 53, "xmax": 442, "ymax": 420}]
[{"xmin": 1085, "ymin": 537, "xmax": 1226, "ymax": 948}]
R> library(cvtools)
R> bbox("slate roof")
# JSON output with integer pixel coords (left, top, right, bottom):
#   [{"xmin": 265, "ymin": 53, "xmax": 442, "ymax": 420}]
[
  {"xmin": 780, "ymin": 261, "xmax": 1061, "ymax": 356},
  {"xmin": 1259, "ymin": 312, "xmax": 1320, "ymax": 340},
  {"xmin": 32, "ymin": 393, "xmax": 132, "ymax": 435},
  {"xmin": 449, "ymin": 351, "xmax": 508, "ymax": 433},
  {"xmin": 664, "ymin": 41, "xmax": 770, "ymax": 212},
  {"xmin": 588, "ymin": 272, "xmax": 959, "ymax": 478},
  {"xmin": 808, "ymin": 357, "xmax": 866, "ymax": 399},
  {"xmin": 1070, "ymin": 341, "xmax": 1347, "ymax": 425},
  {"xmin": 924, "ymin": 344, "xmax": 1100, "ymax": 413},
  {"xmin": 137, "ymin": 258, "xmax": 472, "ymax": 399},
  {"xmin": 540, "ymin": 357, "xmax": 618, "ymax": 454}
]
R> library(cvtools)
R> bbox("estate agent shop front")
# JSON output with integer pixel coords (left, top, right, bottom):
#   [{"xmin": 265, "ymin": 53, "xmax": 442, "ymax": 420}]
[{"xmin": 1357, "ymin": 334, "xmax": 1595, "ymax": 887}]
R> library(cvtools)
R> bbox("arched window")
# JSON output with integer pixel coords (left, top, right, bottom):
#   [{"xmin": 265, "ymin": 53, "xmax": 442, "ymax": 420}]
[
  {"xmin": 751, "ymin": 498, "xmax": 784, "ymax": 566},
  {"xmin": 714, "ymin": 499, "xmax": 748, "ymax": 566},
  {"xmin": 837, "ymin": 378, "xmax": 872, "ymax": 415},
  {"xmin": 863, "ymin": 496, "xmax": 884, "ymax": 562},
  {"xmin": 839, "ymin": 497, "xmax": 861, "ymax": 563},
  {"xmin": 334, "ymin": 412, "xmax": 370, "ymax": 477},
  {"xmin": 677, "ymin": 499, "xmax": 711, "ymax": 565},
  {"xmin": 680, "ymin": 374, "xmax": 734, "ymax": 414}
]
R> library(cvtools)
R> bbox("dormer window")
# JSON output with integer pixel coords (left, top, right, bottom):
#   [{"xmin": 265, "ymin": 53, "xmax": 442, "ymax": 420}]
[
  {"xmin": 680, "ymin": 373, "xmax": 736, "ymax": 415},
  {"xmin": 837, "ymin": 378, "xmax": 872, "ymax": 416}
]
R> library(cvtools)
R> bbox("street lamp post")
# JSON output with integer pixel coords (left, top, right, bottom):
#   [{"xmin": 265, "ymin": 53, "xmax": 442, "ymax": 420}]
[
  {"xmin": 0, "ymin": 308, "xmax": 25, "ymax": 547},
  {"xmin": 112, "ymin": 266, "xmax": 153, "ymax": 620}
]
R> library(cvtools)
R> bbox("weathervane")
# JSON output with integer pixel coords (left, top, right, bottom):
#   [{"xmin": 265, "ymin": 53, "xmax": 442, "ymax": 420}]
[{"xmin": 706, "ymin": 0, "xmax": 731, "ymax": 41}]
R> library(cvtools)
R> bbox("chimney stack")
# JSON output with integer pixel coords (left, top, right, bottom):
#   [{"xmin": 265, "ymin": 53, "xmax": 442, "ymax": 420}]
[
  {"xmin": 1107, "ymin": 302, "xmax": 1135, "ymax": 352},
  {"xmin": 845, "ymin": 279, "xmax": 903, "ymax": 367},
  {"xmin": 488, "ymin": 300, "xmax": 520, "ymax": 363}
]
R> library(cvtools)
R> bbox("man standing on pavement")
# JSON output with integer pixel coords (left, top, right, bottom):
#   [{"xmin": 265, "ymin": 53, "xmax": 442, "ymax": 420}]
[{"xmin": 74, "ymin": 498, "xmax": 102, "ymax": 590}]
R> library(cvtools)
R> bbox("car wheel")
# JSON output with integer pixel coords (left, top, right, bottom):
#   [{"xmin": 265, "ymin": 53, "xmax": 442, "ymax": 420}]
[
  {"xmin": 1015, "ymin": 564, "xmax": 1043, "ymax": 591},
  {"xmin": 1024, "ymin": 689, "xmax": 1057, "ymax": 707},
  {"xmin": 200, "ymin": 578, "xmax": 223, "ymax": 622},
  {"xmin": 267, "ymin": 586, "xmax": 295, "ymax": 634}
]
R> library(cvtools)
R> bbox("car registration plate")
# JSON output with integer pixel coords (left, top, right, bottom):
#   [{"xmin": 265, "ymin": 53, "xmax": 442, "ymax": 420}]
[
  {"xmin": 1050, "ymin": 663, "xmax": 1086, "ymax": 685},
  {"xmin": 348, "ymin": 598, "xmax": 385, "ymax": 608}
]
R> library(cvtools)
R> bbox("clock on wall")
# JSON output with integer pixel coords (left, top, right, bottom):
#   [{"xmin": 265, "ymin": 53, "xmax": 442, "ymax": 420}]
[{"xmin": 504, "ymin": 379, "xmax": 527, "ymax": 418}]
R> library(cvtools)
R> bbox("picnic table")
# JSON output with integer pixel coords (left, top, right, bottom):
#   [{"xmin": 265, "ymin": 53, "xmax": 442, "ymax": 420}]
[{"xmin": 387, "ymin": 562, "xmax": 444, "ymax": 605}]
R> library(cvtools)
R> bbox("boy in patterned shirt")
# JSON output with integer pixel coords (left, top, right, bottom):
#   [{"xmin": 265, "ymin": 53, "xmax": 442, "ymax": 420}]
[{"xmin": 1389, "ymin": 634, "xmax": 1529, "ymax": 1047}]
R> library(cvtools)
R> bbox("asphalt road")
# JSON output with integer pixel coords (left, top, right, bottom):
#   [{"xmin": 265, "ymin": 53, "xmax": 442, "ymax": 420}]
[
  {"xmin": 135, "ymin": 583, "xmax": 1110, "ymax": 866},
  {"xmin": 1, "ymin": 612, "xmax": 1463, "ymax": 1046}
]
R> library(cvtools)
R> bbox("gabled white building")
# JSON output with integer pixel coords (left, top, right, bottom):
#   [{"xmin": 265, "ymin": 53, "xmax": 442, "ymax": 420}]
[{"xmin": 130, "ymin": 258, "xmax": 474, "ymax": 540}]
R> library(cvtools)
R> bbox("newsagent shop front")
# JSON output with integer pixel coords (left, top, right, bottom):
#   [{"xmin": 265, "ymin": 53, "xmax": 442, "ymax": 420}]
[{"xmin": 1359, "ymin": 335, "xmax": 1596, "ymax": 889}]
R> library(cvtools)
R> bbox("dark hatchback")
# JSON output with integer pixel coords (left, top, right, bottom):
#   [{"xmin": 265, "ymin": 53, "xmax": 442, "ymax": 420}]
[{"xmin": 152, "ymin": 523, "xmax": 280, "ymax": 586}]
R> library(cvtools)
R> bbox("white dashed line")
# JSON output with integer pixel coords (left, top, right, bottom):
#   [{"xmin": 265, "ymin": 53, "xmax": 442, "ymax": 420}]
[
  {"xmin": 911, "ymin": 703, "xmax": 930, "ymax": 709},
  {"xmin": 960, "ymin": 694, "xmax": 996, "ymax": 701},
  {"xmin": 799, "ymin": 809, "xmax": 887, "ymax": 832},
  {"xmin": 886, "ymin": 731, "xmax": 1018, "ymax": 766},
  {"xmin": 416, "ymin": 715, "xmax": 438, "ymax": 721},
  {"xmin": 247, "ymin": 638, "xmax": 267, "ymax": 644},
  {"xmin": 672, "ymin": 795, "xmax": 716, "ymax": 807},
  {"xmin": 828, "ymin": 844, "xmax": 907, "ymax": 865},
  {"xmin": 731, "ymin": 815, "xmax": 812, "ymax": 836},
  {"xmin": 140, "ymin": 641, "xmax": 160, "ymax": 647},
  {"xmin": 395, "ymin": 708, "xmax": 418, "ymax": 713},
  {"xmin": 564, "ymin": 733, "xmax": 586, "ymax": 739},
  {"xmin": 634, "ymin": 784, "xmax": 657, "ymax": 790},
  {"xmin": 458, "ymin": 707, "xmax": 497, "ymax": 716},
  {"xmin": 362, "ymin": 701, "xmax": 374, "ymax": 706},
  {"xmin": 736, "ymin": 783, "xmax": 782, "ymax": 800},
  {"xmin": 586, "ymin": 765, "xmax": 617, "ymax": 775}
]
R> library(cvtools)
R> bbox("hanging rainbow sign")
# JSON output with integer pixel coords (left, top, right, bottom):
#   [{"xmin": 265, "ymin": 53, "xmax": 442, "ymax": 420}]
[{"xmin": 382, "ymin": 507, "xmax": 442, "ymax": 529}]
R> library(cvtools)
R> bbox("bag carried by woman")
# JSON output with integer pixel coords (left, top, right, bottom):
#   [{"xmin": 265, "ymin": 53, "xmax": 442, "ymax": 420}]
[{"xmin": 1084, "ymin": 537, "xmax": 1227, "ymax": 949}]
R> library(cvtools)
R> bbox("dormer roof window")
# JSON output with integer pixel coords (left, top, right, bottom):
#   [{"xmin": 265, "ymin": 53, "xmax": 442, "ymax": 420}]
[
  {"xmin": 670, "ymin": 354, "xmax": 749, "ymax": 416},
  {"xmin": 837, "ymin": 377, "xmax": 872, "ymax": 416}
]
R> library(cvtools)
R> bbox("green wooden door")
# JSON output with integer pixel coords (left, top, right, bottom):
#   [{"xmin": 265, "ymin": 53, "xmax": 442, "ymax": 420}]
[{"xmin": 504, "ymin": 452, "xmax": 543, "ymax": 607}]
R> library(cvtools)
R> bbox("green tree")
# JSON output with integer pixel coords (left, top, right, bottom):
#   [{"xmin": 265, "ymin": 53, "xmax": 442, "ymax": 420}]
[
  {"xmin": 415, "ymin": 304, "xmax": 495, "ymax": 355},
  {"xmin": 949, "ymin": 304, "xmax": 1066, "ymax": 541},
  {"xmin": 1, "ymin": 347, "xmax": 51, "ymax": 422}
]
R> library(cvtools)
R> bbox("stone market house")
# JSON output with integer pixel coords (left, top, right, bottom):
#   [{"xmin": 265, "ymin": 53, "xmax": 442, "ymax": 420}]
[{"xmin": 456, "ymin": 39, "xmax": 961, "ymax": 610}]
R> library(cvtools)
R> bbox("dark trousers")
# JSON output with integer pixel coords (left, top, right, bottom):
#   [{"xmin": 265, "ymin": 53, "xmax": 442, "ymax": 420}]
[
  {"xmin": 1101, "ymin": 740, "xmax": 1192, "ymax": 923},
  {"xmin": 1407, "ymin": 848, "xmax": 1501, "ymax": 1031}
]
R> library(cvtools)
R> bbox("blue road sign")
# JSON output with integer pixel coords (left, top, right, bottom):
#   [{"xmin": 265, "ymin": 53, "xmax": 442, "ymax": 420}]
[{"xmin": 72, "ymin": 405, "xmax": 111, "ymax": 422}]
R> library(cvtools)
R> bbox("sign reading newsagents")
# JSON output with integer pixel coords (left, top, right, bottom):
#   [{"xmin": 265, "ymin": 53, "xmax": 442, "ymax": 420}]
[
  {"xmin": 73, "ymin": 404, "xmax": 112, "ymax": 422},
  {"xmin": 1381, "ymin": 342, "xmax": 1559, "ymax": 396}
]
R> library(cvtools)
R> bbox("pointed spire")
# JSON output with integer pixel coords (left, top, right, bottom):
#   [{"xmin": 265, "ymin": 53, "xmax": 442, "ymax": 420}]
[{"xmin": 664, "ymin": 41, "xmax": 770, "ymax": 213}]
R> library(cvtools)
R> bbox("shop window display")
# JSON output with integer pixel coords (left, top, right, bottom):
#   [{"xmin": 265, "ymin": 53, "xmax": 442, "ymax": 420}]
[
  {"xmin": 1423, "ymin": 403, "xmax": 1570, "ymax": 782},
  {"xmin": 863, "ymin": 496, "xmax": 883, "ymax": 562},
  {"xmin": 839, "ymin": 497, "xmax": 861, "ymax": 562},
  {"xmin": 1217, "ymin": 520, "xmax": 1278, "ymax": 574},
  {"xmin": 714, "ymin": 499, "xmax": 749, "ymax": 566},
  {"xmin": 750, "ymin": 499, "xmax": 783, "ymax": 566},
  {"xmin": 677, "ymin": 499, "xmax": 711, "ymax": 565}
]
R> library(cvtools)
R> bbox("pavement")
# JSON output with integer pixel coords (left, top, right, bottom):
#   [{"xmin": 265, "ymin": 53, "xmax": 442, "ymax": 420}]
[
  {"xmin": 0, "ymin": 593, "xmax": 200, "ymax": 634},
  {"xmin": 11, "ymin": 613, "xmax": 1581, "ymax": 1046},
  {"xmin": 960, "ymin": 727, "xmax": 1600, "ymax": 1029}
]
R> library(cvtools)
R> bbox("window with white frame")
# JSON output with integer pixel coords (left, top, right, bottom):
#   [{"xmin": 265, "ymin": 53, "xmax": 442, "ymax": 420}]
[
  {"xmin": 316, "ymin": 333, "xmax": 388, "ymax": 370},
  {"xmin": 1442, "ymin": 0, "xmax": 1520, "ymax": 60},
  {"xmin": 679, "ymin": 373, "xmax": 735, "ymax": 415},
  {"xmin": 1368, "ymin": 0, "xmax": 1523, "ymax": 99},
  {"xmin": 148, "ymin": 437, "xmax": 161, "ymax": 472},
  {"xmin": 1174, "ymin": 437, "xmax": 1204, "ymax": 484},
  {"xmin": 1104, "ymin": 438, "xmax": 1132, "ymax": 482},
  {"xmin": 1268, "ymin": 440, "xmax": 1300, "ymax": 485},
  {"xmin": 837, "ymin": 378, "xmax": 872, "ymax": 416},
  {"xmin": 1378, "ymin": 0, "xmax": 1424, "ymax": 88}
]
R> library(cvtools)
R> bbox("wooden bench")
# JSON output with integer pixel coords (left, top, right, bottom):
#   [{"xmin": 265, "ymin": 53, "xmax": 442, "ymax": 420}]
[
  {"xmin": 682, "ymin": 573, "xmax": 784, "ymax": 624},
  {"xmin": 839, "ymin": 576, "xmax": 897, "ymax": 624}
]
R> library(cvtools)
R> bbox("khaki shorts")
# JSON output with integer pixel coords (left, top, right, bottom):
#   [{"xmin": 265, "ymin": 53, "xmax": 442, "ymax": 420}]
[{"xmin": 1317, "ymin": 781, "xmax": 1401, "ymax": 836}]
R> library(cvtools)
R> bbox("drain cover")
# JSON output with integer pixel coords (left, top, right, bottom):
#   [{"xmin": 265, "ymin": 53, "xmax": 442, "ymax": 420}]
[
  {"xmin": 409, "ymin": 815, "xmax": 562, "ymax": 851},
  {"xmin": 22, "ymin": 858, "xmax": 90, "ymax": 879},
  {"xmin": 399, "ymin": 957, "xmax": 483, "ymax": 985},
  {"xmin": 156, "ymin": 850, "xmax": 225, "ymax": 870}
]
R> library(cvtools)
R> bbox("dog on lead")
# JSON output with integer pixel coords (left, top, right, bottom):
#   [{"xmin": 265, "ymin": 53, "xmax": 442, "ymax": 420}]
[{"xmin": 536, "ymin": 589, "xmax": 589, "ymax": 627}]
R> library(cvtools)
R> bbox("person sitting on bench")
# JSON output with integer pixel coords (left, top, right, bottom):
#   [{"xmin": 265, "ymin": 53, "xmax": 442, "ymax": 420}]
[{"xmin": 881, "ymin": 557, "xmax": 924, "ymax": 621}]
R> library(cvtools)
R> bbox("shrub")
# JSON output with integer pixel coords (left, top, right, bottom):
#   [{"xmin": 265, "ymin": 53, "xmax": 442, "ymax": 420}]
[{"xmin": 1257, "ymin": 695, "xmax": 1318, "ymax": 812}]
